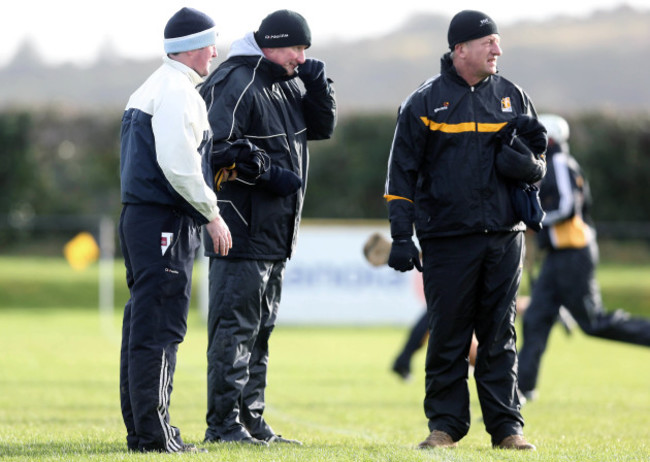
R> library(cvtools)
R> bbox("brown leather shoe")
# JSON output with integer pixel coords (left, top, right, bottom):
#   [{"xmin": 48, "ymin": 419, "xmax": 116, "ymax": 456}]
[
  {"xmin": 495, "ymin": 435, "xmax": 536, "ymax": 450},
  {"xmin": 418, "ymin": 430, "xmax": 457, "ymax": 449}
]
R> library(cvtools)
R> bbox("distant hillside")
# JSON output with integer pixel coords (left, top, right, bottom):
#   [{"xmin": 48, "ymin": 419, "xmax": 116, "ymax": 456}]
[
  {"xmin": 1, "ymin": 5, "xmax": 648, "ymax": 115},
  {"xmin": 315, "ymin": 5, "xmax": 650, "ymax": 114}
]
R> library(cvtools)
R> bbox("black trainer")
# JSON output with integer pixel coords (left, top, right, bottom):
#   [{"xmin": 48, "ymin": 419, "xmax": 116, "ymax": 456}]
[
  {"xmin": 178, "ymin": 444, "xmax": 208, "ymax": 453},
  {"xmin": 204, "ymin": 436, "xmax": 268, "ymax": 446},
  {"xmin": 264, "ymin": 435, "xmax": 302, "ymax": 445}
]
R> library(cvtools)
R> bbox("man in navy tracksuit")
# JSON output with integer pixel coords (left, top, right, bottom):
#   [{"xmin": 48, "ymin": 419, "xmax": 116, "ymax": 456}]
[
  {"xmin": 517, "ymin": 114, "xmax": 650, "ymax": 401},
  {"xmin": 199, "ymin": 10, "xmax": 336, "ymax": 446},
  {"xmin": 118, "ymin": 7, "xmax": 231, "ymax": 453},
  {"xmin": 384, "ymin": 10, "xmax": 545, "ymax": 451}
]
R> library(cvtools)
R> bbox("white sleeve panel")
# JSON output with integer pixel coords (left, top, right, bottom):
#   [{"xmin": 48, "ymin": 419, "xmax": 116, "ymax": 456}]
[
  {"xmin": 152, "ymin": 83, "xmax": 220, "ymax": 223},
  {"xmin": 542, "ymin": 153, "xmax": 574, "ymax": 225}
]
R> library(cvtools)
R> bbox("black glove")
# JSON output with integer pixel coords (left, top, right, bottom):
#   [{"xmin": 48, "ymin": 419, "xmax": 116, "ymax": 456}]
[
  {"xmin": 496, "ymin": 137, "xmax": 547, "ymax": 184},
  {"xmin": 297, "ymin": 59, "xmax": 327, "ymax": 92},
  {"xmin": 499, "ymin": 115, "xmax": 548, "ymax": 156},
  {"xmin": 258, "ymin": 165, "xmax": 302, "ymax": 196},
  {"xmin": 234, "ymin": 147, "xmax": 271, "ymax": 183},
  {"xmin": 388, "ymin": 238, "xmax": 422, "ymax": 272},
  {"xmin": 514, "ymin": 115, "xmax": 548, "ymax": 156},
  {"xmin": 211, "ymin": 139, "xmax": 271, "ymax": 190}
]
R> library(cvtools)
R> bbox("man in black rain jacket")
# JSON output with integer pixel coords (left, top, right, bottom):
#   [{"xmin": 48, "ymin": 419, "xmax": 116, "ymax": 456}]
[{"xmin": 199, "ymin": 9, "xmax": 336, "ymax": 446}]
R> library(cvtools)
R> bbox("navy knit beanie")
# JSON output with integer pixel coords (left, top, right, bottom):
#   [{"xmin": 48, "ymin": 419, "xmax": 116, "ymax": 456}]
[
  {"xmin": 254, "ymin": 10, "xmax": 311, "ymax": 49},
  {"xmin": 447, "ymin": 10, "xmax": 498, "ymax": 50},
  {"xmin": 164, "ymin": 7, "xmax": 217, "ymax": 53}
]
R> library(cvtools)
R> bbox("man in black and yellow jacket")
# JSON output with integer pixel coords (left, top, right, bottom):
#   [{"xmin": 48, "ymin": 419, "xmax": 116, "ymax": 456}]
[
  {"xmin": 518, "ymin": 114, "xmax": 650, "ymax": 402},
  {"xmin": 384, "ymin": 10, "xmax": 546, "ymax": 451}
]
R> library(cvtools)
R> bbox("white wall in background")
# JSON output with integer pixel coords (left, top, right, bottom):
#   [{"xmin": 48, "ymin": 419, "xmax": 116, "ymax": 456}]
[{"xmin": 278, "ymin": 223, "xmax": 424, "ymax": 325}]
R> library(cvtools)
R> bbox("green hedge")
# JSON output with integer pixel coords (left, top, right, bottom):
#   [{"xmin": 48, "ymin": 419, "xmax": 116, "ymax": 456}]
[{"xmin": 1, "ymin": 110, "xmax": 649, "ymax": 248}]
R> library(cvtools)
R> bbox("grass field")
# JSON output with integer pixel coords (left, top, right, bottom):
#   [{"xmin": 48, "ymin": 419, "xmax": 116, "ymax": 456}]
[
  {"xmin": 2, "ymin": 255, "xmax": 650, "ymax": 317},
  {"xmin": 1, "ymin": 257, "xmax": 649, "ymax": 461}
]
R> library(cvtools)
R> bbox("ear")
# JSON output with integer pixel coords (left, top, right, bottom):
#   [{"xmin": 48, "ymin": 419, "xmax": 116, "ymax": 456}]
[
  {"xmin": 261, "ymin": 47, "xmax": 275, "ymax": 59},
  {"xmin": 454, "ymin": 43, "xmax": 467, "ymax": 56}
]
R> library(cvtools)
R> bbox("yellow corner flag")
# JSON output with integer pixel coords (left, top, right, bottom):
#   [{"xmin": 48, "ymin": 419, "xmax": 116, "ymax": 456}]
[{"xmin": 63, "ymin": 232, "xmax": 100, "ymax": 270}]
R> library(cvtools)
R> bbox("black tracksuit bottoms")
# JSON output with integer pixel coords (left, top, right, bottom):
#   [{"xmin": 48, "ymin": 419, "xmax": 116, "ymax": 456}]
[
  {"xmin": 420, "ymin": 232, "xmax": 526, "ymax": 445},
  {"xmin": 118, "ymin": 204, "xmax": 201, "ymax": 452},
  {"xmin": 205, "ymin": 258, "xmax": 284, "ymax": 442}
]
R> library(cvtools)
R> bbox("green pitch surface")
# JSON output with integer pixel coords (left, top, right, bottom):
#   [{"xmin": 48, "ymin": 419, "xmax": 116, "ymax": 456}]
[
  {"xmin": 1, "ymin": 308, "xmax": 649, "ymax": 461},
  {"xmin": 0, "ymin": 256, "xmax": 649, "ymax": 460}
]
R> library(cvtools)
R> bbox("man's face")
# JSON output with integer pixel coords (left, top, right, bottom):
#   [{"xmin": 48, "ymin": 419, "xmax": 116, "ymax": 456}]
[
  {"xmin": 461, "ymin": 34, "xmax": 502, "ymax": 81},
  {"xmin": 189, "ymin": 44, "xmax": 218, "ymax": 77},
  {"xmin": 263, "ymin": 45, "xmax": 308, "ymax": 76}
]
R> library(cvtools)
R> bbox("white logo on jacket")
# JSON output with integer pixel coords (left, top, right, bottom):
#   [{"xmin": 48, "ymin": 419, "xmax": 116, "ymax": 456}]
[{"xmin": 161, "ymin": 232, "xmax": 173, "ymax": 255}]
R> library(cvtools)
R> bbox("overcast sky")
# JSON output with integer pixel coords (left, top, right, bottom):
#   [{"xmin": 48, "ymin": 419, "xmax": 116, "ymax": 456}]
[{"xmin": 2, "ymin": 0, "xmax": 649, "ymax": 66}]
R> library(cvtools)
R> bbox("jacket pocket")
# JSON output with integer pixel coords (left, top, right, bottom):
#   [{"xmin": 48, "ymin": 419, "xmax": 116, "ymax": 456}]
[{"xmin": 217, "ymin": 186, "xmax": 252, "ymax": 231}]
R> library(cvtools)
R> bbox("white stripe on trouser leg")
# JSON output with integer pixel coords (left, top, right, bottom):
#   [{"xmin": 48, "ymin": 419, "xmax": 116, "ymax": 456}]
[{"xmin": 157, "ymin": 351, "xmax": 181, "ymax": 452}]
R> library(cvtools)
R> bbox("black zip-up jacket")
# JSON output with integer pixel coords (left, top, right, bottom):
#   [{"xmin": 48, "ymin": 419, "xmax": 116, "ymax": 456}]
[
  {"xmin": 385, "ymin": 52, "xmax": 537, "ymax": 240},
  {"xmin": 199, "ymin": 33, "xmax": 336, "ymax": 260}
]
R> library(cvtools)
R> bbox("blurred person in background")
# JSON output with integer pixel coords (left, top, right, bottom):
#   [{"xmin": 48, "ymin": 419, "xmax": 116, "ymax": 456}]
[
  {"xmin": 118, "ymin": 7, "xmax": 231, "ymax": 453},
  {"xmin": 362, "ymin": 232, "xmax": 479, "ymax": 381},
  {"xmin": 384, "ymin": 10, "xmax": 546, "ymax": 451},
  {"xmin": 199, "ymin": 9, "xmax": 336, "ymax": 446},
  {"xmin": 517, "ymin": 114, "xmax": 650, "ymax": 402}
]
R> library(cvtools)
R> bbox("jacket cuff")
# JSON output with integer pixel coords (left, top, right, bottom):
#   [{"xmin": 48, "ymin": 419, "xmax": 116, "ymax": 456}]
[{"xmin": 387, "ymin": 198, "xmax": 415, "ymax": 238}]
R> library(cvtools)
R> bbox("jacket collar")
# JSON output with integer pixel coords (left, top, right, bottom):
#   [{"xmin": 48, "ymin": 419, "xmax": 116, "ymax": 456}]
[
  {"xmin": 163, "ymin": 55, "xmax": 204, "ymax": 87},
  {"xmin": 440, "ymin": 51, "xmax": 492, "ymax": 89}
]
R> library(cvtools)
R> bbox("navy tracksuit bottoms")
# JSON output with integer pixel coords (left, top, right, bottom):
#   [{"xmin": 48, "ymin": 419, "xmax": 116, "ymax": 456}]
[{"xmin": 118, "ymin": 204, "xmax": 201, "ymax": 452}]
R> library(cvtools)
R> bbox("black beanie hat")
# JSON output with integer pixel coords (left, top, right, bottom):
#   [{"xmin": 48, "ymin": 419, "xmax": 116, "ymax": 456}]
[
  {"xmin": 447, "ymin": 10, "xmax": 498, "ymax": 50},
  {"xmin": 255, "ymin": 10, "xmax": 311, "ymax": 49},
  {"xmin": 164, "ymin": 7, "xmax": 216, "ymax": 53}
]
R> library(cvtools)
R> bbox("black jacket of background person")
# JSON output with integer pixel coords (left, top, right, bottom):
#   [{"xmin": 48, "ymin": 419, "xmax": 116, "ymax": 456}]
[
  {"xmin": 536, "ymin": 142, "xmax": 594, "ymax": 251},
  {"xmin": 200, "ymin": 33, "xmax": 336, "ymax": 260},
  {"xmin": 385, "ymin": 52, "xmax": 538, "ymax": 241}
]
